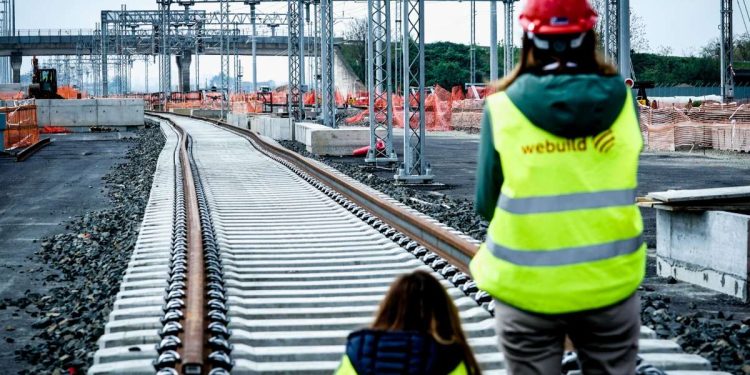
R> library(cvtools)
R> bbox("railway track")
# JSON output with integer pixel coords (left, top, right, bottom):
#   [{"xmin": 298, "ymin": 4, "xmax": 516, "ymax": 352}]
[{"xmin": 89, "ymin": 113, "xmax": 728, "ymax": 375}]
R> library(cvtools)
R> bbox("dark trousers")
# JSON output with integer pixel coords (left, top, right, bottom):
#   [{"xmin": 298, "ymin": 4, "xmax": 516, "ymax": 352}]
[{"xmin": 494, "ymin": 294, "xmax": 641, "ymax": 375}]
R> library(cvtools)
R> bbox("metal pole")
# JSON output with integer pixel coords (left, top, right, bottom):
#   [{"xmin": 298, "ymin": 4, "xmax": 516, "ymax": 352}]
[
  {"xmin": 195, "ymin": 22, "xmax": 201, "ymax": 91},
  {"xmin": 145, "ymin": 56, "xmax": 149, "ymax": 93},
  {"xmin": 101, "ymin": 14, "xmax": 108, "ymax": 97},
  {"xmin": 721, "ymin": 0, "xmax": 735, "ymax": 102},
  {"xmin": 618, "ymin": 0, "xmax": 630, "ymax": 77},
  {"xmin": 251, "ymin": 4, "xmax": 258, "ymax": 92},
  {"xmin": 320, "ymin": 0, "xmax": 336, "ymax": 127},
  {"xmin": 220, "ymin": 0, "xmax": 229, "ymax": 118},
  {"xmin": 490, "ymin": 0, "xmax": 498, "ymax": 81},
  {"xmin": 503, "ymin": 0, "xmax": 515, "ymax": 76},
  {"xmin": 470, "ymin": 1, "xmax": 476, "ymax": 84},
  {"xmin": 160, "ymin": 2, "xmax": 171, "ymax": 108},
  {"xmin": 288, "ymin": 0, "xmax": 302, "ymax": 120},
  {"xmin": 606, "ymin": 0, "xmax": 619, "ymax": 65},
  {"xmin": 299, "ymin": 0, "xmax": 306, "ymax": 118}
]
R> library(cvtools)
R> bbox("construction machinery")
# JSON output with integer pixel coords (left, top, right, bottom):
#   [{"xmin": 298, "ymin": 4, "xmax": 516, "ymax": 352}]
[{"xmin": 28, "ymin": 56, "xmax": 62, "ymax": 99}]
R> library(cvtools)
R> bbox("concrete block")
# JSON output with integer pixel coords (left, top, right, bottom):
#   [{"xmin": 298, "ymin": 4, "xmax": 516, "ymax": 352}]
[
  {"xmin": 228, "ymin": 112, "xmax": 249, "ymax": 129},
  {"xmin": 192, "ymin": 109, "xmax": 223, "ymax": 120},
  {"xmin": 248, "ymin": 115, "xmax": 292, "ymax": 141},
  {"xmin": 33, "ymin": 99, "xmax": 144, "ymax": 131},
  {"xmin": 639, "ymin": 339, "xmax": 682, "ymax": 353},
  {"xmin": 97, "ymin": 99, "xmax": 144, "ymax": 127},
  {"xmin": 638, "ymin": 353, "xmax": 711, "ymax": 371},
  {"xmin": 169, "ymin": 108, "xmax": 192, "ymax": 116},
  {"xmin": 295, "ymin": 122, "xmax": 369, "ymax": 156},
  {"xmin": 656, "ymin": 210, "xmax": 749, "ymax": 301}
]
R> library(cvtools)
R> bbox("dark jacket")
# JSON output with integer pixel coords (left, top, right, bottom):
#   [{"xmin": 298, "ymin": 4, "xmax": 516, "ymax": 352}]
[
  {"xmin": 474, "ymin": 73, "xmax": 630, "ymax": 221},
  {"xmin": 335, "ymin": 329, "xmax": 467, "ymax": 375}
]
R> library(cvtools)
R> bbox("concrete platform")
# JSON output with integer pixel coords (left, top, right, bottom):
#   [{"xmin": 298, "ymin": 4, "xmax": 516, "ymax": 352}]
[{"xmin": 655, "ymin": 208, "xmax": 749, "ymax": 301}]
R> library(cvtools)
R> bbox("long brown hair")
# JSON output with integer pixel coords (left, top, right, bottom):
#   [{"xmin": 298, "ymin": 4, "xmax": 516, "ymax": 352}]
[
  {"xmin": 495, "ymin": 30, "xmax": 618, "ymax": 91},
  {"xmin": 372, "ymin": 270, "xmax": 481, "ymax": 374}
]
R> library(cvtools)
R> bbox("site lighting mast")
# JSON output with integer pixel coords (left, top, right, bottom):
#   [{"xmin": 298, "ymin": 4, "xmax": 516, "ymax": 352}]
[
  {"xmin": 490, "ymin": 0, "xmax": 518, "ymax": 81},
  {"xmin": 603, "ymin": 0, "xmax": 631, "ymax": 78},
  {"xmin": 721, "ymin": 0, "xmax": 734, "ymax": 102},
  {"xmin": 246, "ymin": 0, "xmax": 260, "ymax": 93}
]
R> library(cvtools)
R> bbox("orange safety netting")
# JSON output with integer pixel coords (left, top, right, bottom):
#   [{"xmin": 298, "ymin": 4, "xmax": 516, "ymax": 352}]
[
  {"xmin": 41, "ymin": 126, "xmax": 72, "ymax": 134},
  {"xmin": 2, "ymin": 104, "xmax": 39, "ymax": 150},
  {"xmin": 0, "ymin": 91, "xmax": 26, "ymax": 100},
  {"xmin": 344, "ymin": 85, "xmax": 489, "ymax": 132},
  {"xmin": 639, "ymin": 103, "xmax": 750, "ymax": 152}
]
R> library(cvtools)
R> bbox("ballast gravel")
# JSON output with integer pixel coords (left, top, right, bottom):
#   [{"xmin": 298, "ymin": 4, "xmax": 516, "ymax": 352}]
[
  {"xmin": 10, "ymin": 127, "xmax": 164, "ymax": 374},
  {"xmin": 279, "ymin": 140, "xmax": 489, "ymax": 242}
]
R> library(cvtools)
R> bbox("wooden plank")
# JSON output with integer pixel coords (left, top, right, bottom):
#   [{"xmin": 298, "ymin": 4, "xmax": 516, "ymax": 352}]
[{"xmin": 646, "ymin": 186, "xmax": 750, "ymax": 203}]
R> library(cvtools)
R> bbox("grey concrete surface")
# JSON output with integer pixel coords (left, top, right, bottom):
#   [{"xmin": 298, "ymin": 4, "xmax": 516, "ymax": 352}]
[
  {"xmin": 0, "ymin": 135, "xmax": 129, "ymax": 373},
  {"xmin": 655, "ymin": 210, "xmax": 749, "ymax": 301}
]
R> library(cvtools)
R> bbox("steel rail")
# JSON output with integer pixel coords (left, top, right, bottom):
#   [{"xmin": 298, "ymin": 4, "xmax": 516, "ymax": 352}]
[
  {"xmin": 148, "ymin": 111, "xmax": 479, "ymax": 274},
  {"xmin": 171, "ymin": 120, "xmax": 207, "ymax": 374}
]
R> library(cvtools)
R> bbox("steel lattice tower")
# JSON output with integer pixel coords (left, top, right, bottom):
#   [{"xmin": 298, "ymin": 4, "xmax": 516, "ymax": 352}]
[
  {"xmin": 320, "ymin": 0, "xmax": 336, "ymax": 127},
  {"xmin": 721, "ymin": 0, "xmax": 734, "ymax": 102},
  {"xmin": 366, "ymin": 0, "xmax": 397, "ymax": 163},
  {"xmin": 287, "ymin": 0, "xmax": 304, "ymax": 121},
  {"xmin": 396, "ymin": 0, "xmax": 432, "ymax": 183}
]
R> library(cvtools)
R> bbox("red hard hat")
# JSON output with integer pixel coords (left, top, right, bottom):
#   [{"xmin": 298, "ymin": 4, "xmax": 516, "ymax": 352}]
[{"xmin": 519, "ymin": 0, "xmax": 598, "ymax": 35}]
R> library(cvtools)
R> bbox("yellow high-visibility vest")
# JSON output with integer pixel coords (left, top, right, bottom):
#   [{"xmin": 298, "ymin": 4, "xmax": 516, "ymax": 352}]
[{"xmin": 470, "ymin": 90, "xmax": 646, "ymax": 314}]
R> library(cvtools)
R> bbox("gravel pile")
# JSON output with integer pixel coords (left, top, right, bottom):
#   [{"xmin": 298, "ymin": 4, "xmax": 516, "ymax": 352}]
[
  {"xmin": 11, "ymin": 127, "xmax": 165, "ymax": 374},
  {"xmin": 280, "ymin": 140, "xmax": 750, "ymax": 375},
  {"xmin": 642, "ymin": 295, "xmax": 750, "ymax": 374},
  {"xmin": 279, "ymin": 140, "xmax": 489, "ymax": 242}
]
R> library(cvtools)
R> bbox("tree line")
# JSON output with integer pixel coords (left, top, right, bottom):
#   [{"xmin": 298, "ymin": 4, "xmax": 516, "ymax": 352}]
[{"xmin": 340, "ymin": 19, "xmax": 750, "ymax": 89}]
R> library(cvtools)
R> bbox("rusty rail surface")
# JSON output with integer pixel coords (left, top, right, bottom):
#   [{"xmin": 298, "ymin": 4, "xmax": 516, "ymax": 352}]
[{"xmin": 168, "ymin": 119, "xmax": 207, "ymax": 374}]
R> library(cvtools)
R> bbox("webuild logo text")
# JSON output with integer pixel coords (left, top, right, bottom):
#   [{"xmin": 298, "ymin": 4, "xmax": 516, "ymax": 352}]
[{"xmin": 520, "ymin": 130, "xmax": 615, "ymax": 154}]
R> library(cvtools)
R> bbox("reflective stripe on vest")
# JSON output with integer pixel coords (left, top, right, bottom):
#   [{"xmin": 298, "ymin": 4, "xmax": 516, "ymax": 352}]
[
  {"xmin": 498, "ymin": 188, "xmax": 637, "ymax": 214},
  {"xmin": 485, "ymin": 232, "xmax": 643, "ymax": 266},
  {"xmin": 469, "ymin": 88, "xmax": 646, "ymax": 314}
]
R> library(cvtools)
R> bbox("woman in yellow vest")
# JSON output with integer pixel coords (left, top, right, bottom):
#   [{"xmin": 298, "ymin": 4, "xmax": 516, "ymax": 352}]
[
  {"xmin": 470, "ymin": 0, "xmax": 645, "ymax": 374},
  {"xmin": 334, "ymin": 270, "xmax": 481, "ymax": 374}
]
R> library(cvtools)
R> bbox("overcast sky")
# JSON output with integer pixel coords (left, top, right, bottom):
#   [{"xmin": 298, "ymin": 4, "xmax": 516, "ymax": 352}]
[{"xmin": 14, "ymin": 0, "xmax": 738, "ymax": 90}]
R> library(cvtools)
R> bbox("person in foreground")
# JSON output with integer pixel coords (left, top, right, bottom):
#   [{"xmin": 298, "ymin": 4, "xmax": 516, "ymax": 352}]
[
  {"xmin": 334, "ymin": 270, "xmax": 481, "ymax": 375},
  {"xmin": 470, "ymin": 0, "xmax": 646, "ymax": 374}
]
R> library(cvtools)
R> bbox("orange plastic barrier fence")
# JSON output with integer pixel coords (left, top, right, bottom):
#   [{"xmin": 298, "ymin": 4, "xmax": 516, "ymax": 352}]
[
  {"xmin": 2, "ymin": 105, "xmax": 39, "ymax": 150},
  {"xmin": 639, "ymin": 103, "xmax": 750, "ymax": 152},
  {"xmin": 0, "ymin": 91, "xmax": 26, "ymax": 100},
  {"xmin": 41, "ymin": 126, "xmax": 72, "ymax": 134},
  {"xmin": 343, "ymin": 85, "xmax": 490, "ymax": 132}
]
